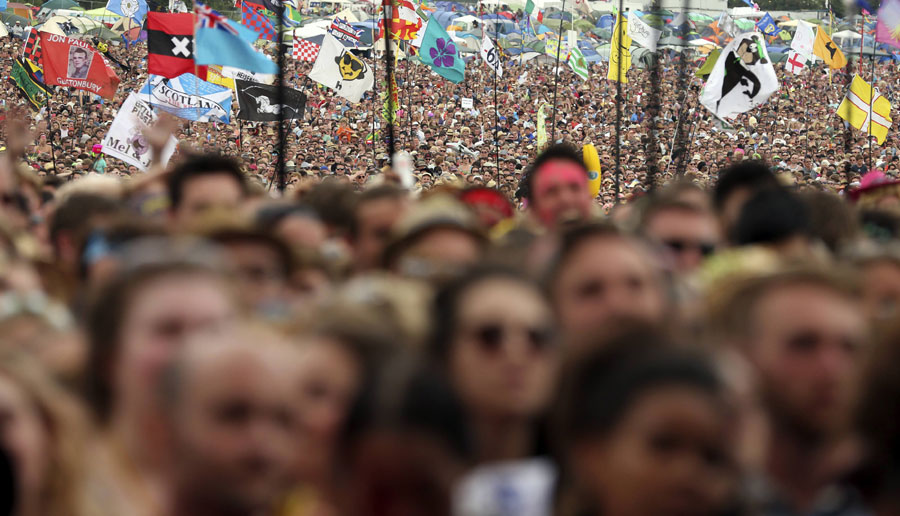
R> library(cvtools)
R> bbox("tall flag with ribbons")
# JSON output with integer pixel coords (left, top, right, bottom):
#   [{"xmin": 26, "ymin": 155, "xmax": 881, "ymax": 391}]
[
  {"xmin": 419, "ymin": 17, "xmax": 464, "ymax": 83},
  {"xmin": 813, "ymin": 27, "xmax": 847, "ymax": 69},
  {"xmin": 568, "ymin": 46, "xmax": 589, "ymax": 81},
  {"xmin": 480, "ymin": 33, "xmax": 502, "ymax": 77},
  {"xmin": 329, "ymin": 17, "xmax": 362, "ymax": 46},
  {"xmin": 9, "ymin": 58, "xmax": 50, "ymax": 111},
  {"xmin": 308, "ymin": 34, "xmax": 373, "ymax": 103},
  {"xmin": 106, "ymin": 0, "xmax": 148, "ymax": 25},
  {"xmin": 293, "ymin": 37, "xmax": 320, "ymax": 62},
  {"xmin": 194, "ymin": 2, "xmax": 278, "ymax": 74},
  {"xmin": 876, "ymin": 0, "xmax": 900, "ymax": 49},
  {"xmin": 837, "ymin": 74, "xmax": 893, "ymax": 145},
  {"xmin": 148, "ymin": 13, "xmax": 208, "ymax": 80},
  {"xmin": 39, "ymin": 33, "xmax": 120, "ymax": 99},
  {"xmin": 790, "ymin": 20, "xmax": 815, "ymax": 57},
  {"xmin": 139, "ymin": 73, "xmax": 233, "ymax": 123},
  {"xmin": 240, "ymin": 1, "xmax": 276, "ymax": 41},
  {"xmin": 607, "ymin": 12, "xmax": 631, "ymax": 83},
  {"xmin": 700, "ymin": 32, "xmax": 779, "ymax": 119},
  {"xmin": 755, "ymin": 13, "xmax": 781, "ymax": 36},
  {"xmin": 379, "ymin": 0, "xmax": 423, "ymax": 40},
  {"xmin": 627, "ymin": 10, "xmax": 661, "ymax": 51},
  {"xmin": 236, "ymin": 80, "xmax": 307, "ymax": 121}
]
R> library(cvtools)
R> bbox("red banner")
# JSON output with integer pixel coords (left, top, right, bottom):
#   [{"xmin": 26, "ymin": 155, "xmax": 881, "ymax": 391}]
[{"xmin": 39, "ymin": 32, "xmax": 120, "ymax": 100}]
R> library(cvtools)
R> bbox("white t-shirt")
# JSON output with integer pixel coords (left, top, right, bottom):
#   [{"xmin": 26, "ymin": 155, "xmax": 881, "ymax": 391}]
[{"xmin": 453, "ymin": 458, "xmax": 556, "ymax": 516}]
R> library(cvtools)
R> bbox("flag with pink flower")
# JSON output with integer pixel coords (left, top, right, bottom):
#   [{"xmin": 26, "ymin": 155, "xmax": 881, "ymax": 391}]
[{"xmin": 418, "ymin": 16, "xmax": 465, "ymax": 83}]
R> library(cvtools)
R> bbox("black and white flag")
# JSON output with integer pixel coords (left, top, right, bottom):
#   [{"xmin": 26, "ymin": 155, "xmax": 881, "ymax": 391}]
[
  {"xmin": 235, "ymin": 80, "xmax": 307, "ymax": 121},
  {"xmin": 480, "ymin": 34, "xmax": 502, "ymax": 78},
  {"xmin": 700, "ymin": 32, "xmax": 778, "ymax": 120}
]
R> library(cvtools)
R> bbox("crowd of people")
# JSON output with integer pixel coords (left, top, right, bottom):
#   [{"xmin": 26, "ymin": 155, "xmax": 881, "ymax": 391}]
[{"xmin": 1, "ymin": 20, "xmax": 900, "ymax": 516}]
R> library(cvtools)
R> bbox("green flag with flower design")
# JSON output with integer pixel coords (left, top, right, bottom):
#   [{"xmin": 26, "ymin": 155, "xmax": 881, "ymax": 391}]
[{"xmin": 418, "ymin": 16, "xmax": 465, "ymax": 83}]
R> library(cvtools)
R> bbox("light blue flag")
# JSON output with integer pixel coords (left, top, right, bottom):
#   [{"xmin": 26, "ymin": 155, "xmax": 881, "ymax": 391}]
[
  {"xmin": 0, "ymin": 0, "xmax": 7, "ymax": 12},
  {"xmin": 755, "ymin": 13, "xmax": 781, "ymax": 36},
  {"xmin": 105, "ymin": 0, "xmax": 148, "ymax": 25},
  {"xmin": 194, "ymin": 2, "xmax": 278, "ymax": 74},
  {"xmin": 140, "ymin": 73, "xmax": 233, "ymax": 123},
  {"xmin": 418, "ymin": 17, "xmax": 464, "ymax": 83}
]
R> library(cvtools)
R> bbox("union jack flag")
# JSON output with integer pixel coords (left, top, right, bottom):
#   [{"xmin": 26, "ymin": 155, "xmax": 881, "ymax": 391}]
[{"xmin": 194, "ymin": 2, "xmax": 240, "ymax": 36}]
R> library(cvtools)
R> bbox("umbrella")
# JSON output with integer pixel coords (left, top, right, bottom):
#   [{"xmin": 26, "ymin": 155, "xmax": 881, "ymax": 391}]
[{"xmin": 40, "ymin": 0, "xmax": 77, "ymax": 9}]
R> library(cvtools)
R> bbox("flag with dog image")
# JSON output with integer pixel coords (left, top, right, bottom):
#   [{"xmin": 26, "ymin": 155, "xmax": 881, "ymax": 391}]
[{"xmin": 308, "ymin": 33, "xmax": 373, "ymax": 103}]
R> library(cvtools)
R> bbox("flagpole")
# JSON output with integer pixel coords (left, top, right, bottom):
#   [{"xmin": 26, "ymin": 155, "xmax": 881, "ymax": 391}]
[
  {"xmin": 645, "ymin": 0, "xmax": 662, "ymax": 196},
  {"xmin": 275, "ymin": 0, "xmax": 287, "ymax": 193},
  {"xmin": 381, "ymin": 0, "xmax": 396, "ymax": 167},
  {"xmin": 613, "ymin": 0, "xmax": 622, "ymax": 202},
  {"xmin": 869, "ymin": 34, "xmax": 875, "ymax": 171},
  {"xmin": 493, "ymin": 0, "xmax": 499, "ymax": 184},
  {"xmin": 549, "ymin": 0, "xmax": 566, "ymax": 143},
  {"xmin": 858, "ymin": 13, "xmax": 864, "ymax": 76},
  {"xmin": 371, "ymin": 1, "xmax": 378, "ymax": 167}
]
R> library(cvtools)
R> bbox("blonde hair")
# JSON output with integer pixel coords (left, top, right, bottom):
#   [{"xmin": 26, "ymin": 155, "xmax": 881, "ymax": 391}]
[{"xmin": 0, "ymin": 352, "xmax": 102, "ymax": 516}]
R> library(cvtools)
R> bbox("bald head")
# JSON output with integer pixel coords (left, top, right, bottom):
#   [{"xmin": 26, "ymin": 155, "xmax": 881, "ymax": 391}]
[{"xmin": 163, "ymin": 324, "xmax": 299, "ymax": 516}]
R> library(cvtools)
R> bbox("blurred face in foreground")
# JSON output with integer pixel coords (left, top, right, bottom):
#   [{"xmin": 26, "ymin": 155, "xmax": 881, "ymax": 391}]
[
  {"xmin": 531, "ymin": 159, "xmax": 592, "ymax": 229},
  {"xmin": 172, "ymin": 173, "xmax": 245, "ymax": 225},
  {"xmin": 170, "ymin": 339, "xmax": 297, "ymax": 515},
  {"xmin": 115, "ymin": 272, "xmax": 235, "ymax": 424},
  {"xmin": 747, "ymin": 283, "xmax": 866, "ymax": 441},
  {"xmin": 573, "ymin": 386, "xmax": 735, "ymax": 516},
  {"xmin": 450, "ymin": 277, "xmax": 558, "ymax": 420},
  {"xmin": 0, "ymin": 373, "xmax": 48, "ymax": 506},
  {"xmin": 552, "ymin": 235, "xmax": 667, "ymax": 346},
  {"xmin": 644, "ymin": 207, "xmax": 722, "ymax": 274}
]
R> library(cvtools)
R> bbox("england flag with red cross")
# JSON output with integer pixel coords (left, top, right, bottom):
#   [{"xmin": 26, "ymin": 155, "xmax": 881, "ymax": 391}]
[
  {"xmin": 240, "ymin": 1, "xmax": 276, "ymax": 41},
  {"xmin": 785, "ymin": 50, "xmax": 807, "ymax": 75}
]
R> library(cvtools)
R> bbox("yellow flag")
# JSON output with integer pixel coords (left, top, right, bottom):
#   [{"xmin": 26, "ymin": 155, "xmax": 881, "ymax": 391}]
[
  {"xmin": 608, "ymin": 13, "xmax": 632, "ymax": 83},
  {"xmin": 813, "ymin": 27, "xmax": 847, "ymax": 69},
  {"xmin": 206, "ymin": 66, "xmax": 235, "ymax": 90},
  {"xmin": 837, "ymin": 74, "xmax": 892, "ymax": 145},
  {"xmin": 583, "ymin": 143, "xmax": 602, "ymax": 198}
]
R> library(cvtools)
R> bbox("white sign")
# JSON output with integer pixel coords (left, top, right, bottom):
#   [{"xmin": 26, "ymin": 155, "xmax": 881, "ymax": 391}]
[
  {"xmin": 102, "ymin": 93, "xmax": 177, "ymax": 171},
  {"xmin": 461, "ymin": 97, "xmax": 473, "ymax": 109}
]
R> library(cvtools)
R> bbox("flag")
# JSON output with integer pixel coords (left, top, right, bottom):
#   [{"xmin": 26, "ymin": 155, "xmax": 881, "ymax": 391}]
[
  {"xmin": 102, "ymin": 93, "xmax": 177, "ymax": 171},
  {"xmin": 741, "ymin": 0, "xmax": 760, "ymax": 10},
  {"xmin": 785, "ymin": 50, "xmax": 807, "ymax": 74},
  {"xmin": 756, "ymin": 13, "xmax": 781, "ymax": 36},
  {"xmin": 235, "ymin": 80, "xmax": 307, "ymax": 121},
  {"xmin": 608, "ymin": 13, "xmax": 631, "ymax": 83},
  {"xmin": 536, "ymin": 103, "xmax": 549, "ymax": 149},
  {"xmin": 240, "ymin": 1, "xmax": 276, "ymax": 41},
  {"xmin": 568, "ymin": 46, "xmax": 589, "ymax": 81},
  {"xmin": 381, "ymin": 71, "xmax": 399, "ymax": 123},
  {"xmin": 695, "ymin": 48, "xmax": 720, "ymax": 78},
  {"xmin": 567, "ymin": 29, "xmax": 577, "ymax": 52},
  {"xmin": 207, "ymin": 66, "xmax": 235, "ymax": 89},
  {"xmin": 791, "ymin": 20, "xmax": 816, "ymax": 56},
  {"xmin": 308, "ymin": 33, "xmax": 373, "ymax": 103},
  {"xmin": 418, "ymin": 17, "xmax": 464, "ymax": 83},
  {"xmin": 700, "ymin": 32, "xmax": 779, "ymax": 119},
  {"xmin": 837, "ymin": 74, "xmax": 893, "ymax": 145},
  {"xmin": 8, "ymin": 58, "xmax": 50, "ymax": 111},
  {"xmin": 813, "ymin": 27, "xmax": 847, "ymax": 69},
  {"xmin": 148, "ymin": 13, "xmax": 208, "ymax": 80},
  {"xmin": 194, "ymin": 2, "xmax": 278, "ymax": 74},
  {"xmin": 627, "ymin": 10, "xmax": 661, "ymax": 51},
  {"xmin": 857, "ymin": 0, "xmax": 874, "ymax": 14},
  {"xmin": 106, "ymin": 0, "xmax": 147, "ymax": 25},
  {"xmin": 139, "ymin": 73, "xmax": 233, "ymax": 123},
  {"xmin": 525, "ymin": 0, "xmax": 534, "ymax": 14},
  {"xmin": 876, "ymin": 0, "xmax": 900, "ymax": 49},
  {"xmin": 379, "ymin": 0, "xmax": 423, "ymax": 40},
  {"xmin": 480, "ymin": 33, "xmax": 503, "ymax": 77},
  {"xmin": 40, "ymin": 32, "xmax": 120, "ymax": 99},
  {"xmin": 717, "ymin": 11, "xmax": 736, "ymax": 37},
  {"xmin": 293, "ymin": 37, "xmax": 320, "ymax": 62},
  {"xmin": 22, "ymin": 28, "xmax": 41, "ymax": 67},
  {"xmin": 329, "ymin": 17, "xmax": 362, "ymax": 46},
  {"xmin": 219, "ymin": 65, "xmax": 275, "ymax": 84},
  {"xmin": 545, "ymin": 35, "xmax": 561, "ymax": 57},
  {"xmin": 536, "ymin": 10, "xmax": 543, "ymax": 24},
  {"xmin": 0, "ymin": 0, "xmax": 6, "ymax": 12}
]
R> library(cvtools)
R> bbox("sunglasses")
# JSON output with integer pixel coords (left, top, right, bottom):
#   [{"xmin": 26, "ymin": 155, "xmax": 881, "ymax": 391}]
[
  {"xmin": 466, "ymin": 323, "xmax": 555, "ymax": 355},
  {"xmin": 662, "ymin": 239, "xmax": 716, "ymax": 257}
]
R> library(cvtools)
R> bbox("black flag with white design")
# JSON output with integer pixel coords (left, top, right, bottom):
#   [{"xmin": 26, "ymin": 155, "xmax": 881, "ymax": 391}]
[
  {"xmin": 147, "ymin": 12, "xmax": 207, "ymax": 80},
  {"xmin": 235, "ymin": 80, "xmax": 307, "ymax": 122}
]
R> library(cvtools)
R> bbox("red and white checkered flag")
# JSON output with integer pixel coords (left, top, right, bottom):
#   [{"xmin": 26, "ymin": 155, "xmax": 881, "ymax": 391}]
[{"xmin": 292, "ymin": 38, "xmax": 320, "ymax": 62}]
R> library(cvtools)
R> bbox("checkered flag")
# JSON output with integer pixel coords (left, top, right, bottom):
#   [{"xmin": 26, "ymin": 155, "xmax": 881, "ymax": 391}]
[
  {"xmin": 21, "ymin": 28, "xmax": 42, "ymax": 66},
  {"xmin": 292, "ymin": 38, "xmax": 320, "ymax": 62},
  {"xmin": 240, "ymin": 1, "xmax": 276, "ymax": 41}
]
